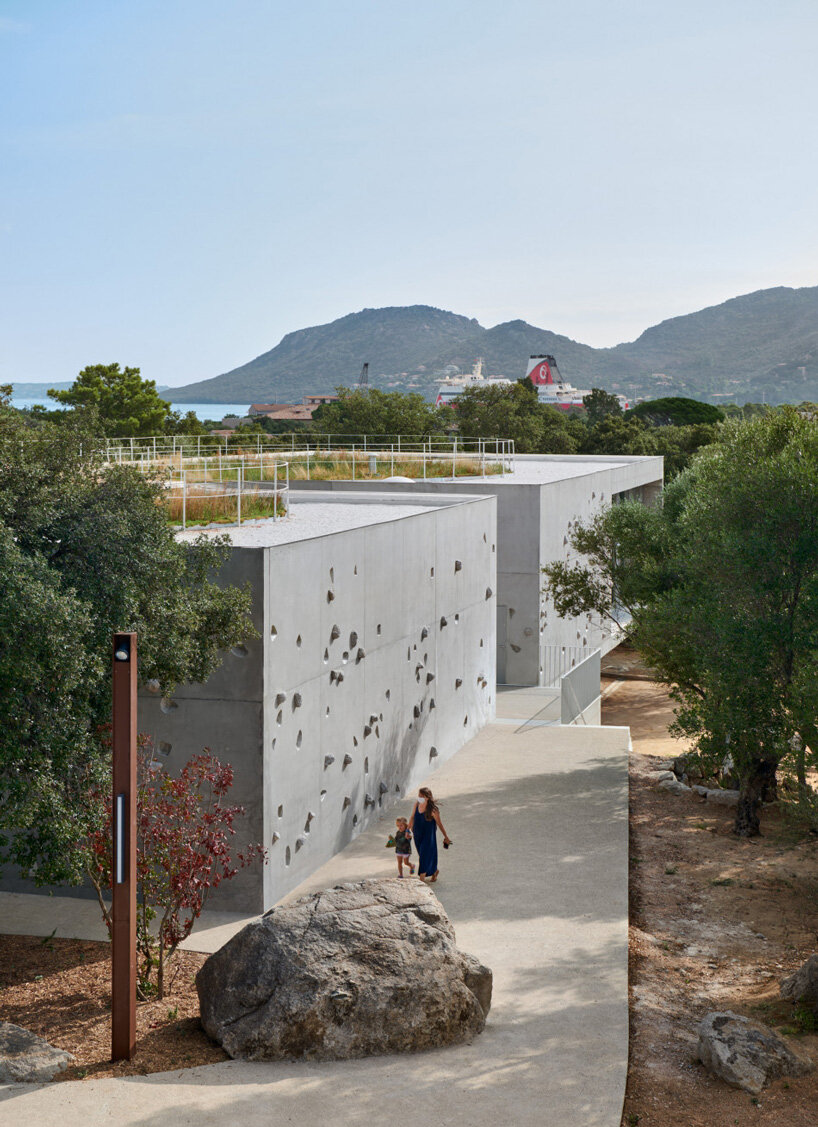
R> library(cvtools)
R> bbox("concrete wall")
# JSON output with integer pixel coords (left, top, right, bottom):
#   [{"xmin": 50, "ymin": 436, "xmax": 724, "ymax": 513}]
[
  {"xmin": 289, "ymin": 455, "xmax": 664, "ymax": 687},
  {"xmin": 139, "ymin": 493, "xmax": 497, "ymax": 912}
]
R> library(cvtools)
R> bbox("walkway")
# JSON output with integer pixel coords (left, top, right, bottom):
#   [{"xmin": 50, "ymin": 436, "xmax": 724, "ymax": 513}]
[{"xmin": 0, "ymin": 692, "xmax": 630, "ymax": 1127}]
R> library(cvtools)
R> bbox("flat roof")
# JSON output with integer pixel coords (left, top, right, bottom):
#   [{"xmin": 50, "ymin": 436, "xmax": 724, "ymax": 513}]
[
  {"xmin": 285, "ymin": 454, "xmax": 663, "ymax": 491},
  {"xmin": 493, "ymin": 456, "xmax": 649, "ymax": 485},
  {"xmin": 174, "ymin": 492, "xmax": 487, "ymax": 548}
]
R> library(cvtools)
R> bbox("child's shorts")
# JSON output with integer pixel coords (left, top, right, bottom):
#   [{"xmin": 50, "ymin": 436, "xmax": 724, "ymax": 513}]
[{"xmin": 395, "ymin": 852, "xmax": 411, "ymax": 859}]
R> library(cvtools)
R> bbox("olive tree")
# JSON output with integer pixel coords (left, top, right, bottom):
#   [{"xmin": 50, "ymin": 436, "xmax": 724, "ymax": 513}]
[{"xmin": 543, "ymin": 408, "xmax": 818, "ymax": 836}]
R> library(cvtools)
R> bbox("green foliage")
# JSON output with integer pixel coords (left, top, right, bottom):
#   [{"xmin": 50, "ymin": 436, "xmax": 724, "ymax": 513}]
[
  {"xmin": 453, "ymin": 381, "xmax": 579, "ymax": 453},
  {"xmin": 578, "ymin": 415, "xmax": 656, "ymax": 457},
  {"xmin": 626, "ymin": 397, "xmax": 724, "ymax": 427},
  {"xmin": 582, "ymin": 388, "xmax": 623, "ymax": 425},
  {"xmin": 574, "ymin": 413, "xmax": 720, "ymax": 478},
  {"xmin": 543, "ymin": 409, "xmax": 818, "ymax": 836},
  {"xmin": 310, "ymin": 386, "xmax": 448, "ymax": 437},
  {"xmin": 49, "ymin": 362, "xmax": 172, "ymax": 436},
  {"xmin": 0, "ymin": 406, "xmax": 257, "ymax": 884},
  {"xmin": 164, "ymin": 408, "xmax": 208, "ymax": 436}
]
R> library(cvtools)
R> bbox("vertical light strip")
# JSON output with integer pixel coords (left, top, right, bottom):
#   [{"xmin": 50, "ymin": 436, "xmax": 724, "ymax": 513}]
[{"xmin": 115, "ymin": 792, "xmax": 125, "ymax": 885}]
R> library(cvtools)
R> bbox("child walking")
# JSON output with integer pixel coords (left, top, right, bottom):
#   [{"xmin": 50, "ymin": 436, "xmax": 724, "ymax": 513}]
[{"xmin": 394, "ymin": 817, "xmax": 415, "ymax": 877}]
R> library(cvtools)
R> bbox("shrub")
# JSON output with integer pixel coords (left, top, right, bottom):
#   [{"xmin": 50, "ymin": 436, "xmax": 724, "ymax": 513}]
[{"xmin": 85, "ymin": 744, "xmax": 265, "ymax": 998}]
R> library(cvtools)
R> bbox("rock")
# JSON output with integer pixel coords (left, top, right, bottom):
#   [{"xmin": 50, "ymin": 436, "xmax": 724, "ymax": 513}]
[
  {"xmin": 672, "ymin": 754, "xmax": 689, "ymax": 777},
  {"xmin": 0, "ymin": 1022, "xmax": 75, "ymax": 1083},
  {"xmin": 703, "ymin": 788, "xmax": 740, "ymax": 807},
  {"xmin": 649, "ymin": 770, "xmax": 676, "ymax": 782},
  {"xmin": 659, "ymin": 778, "xmax": 691, "ymax": 796},
  {"xmin": 781, "ymin": 955, "xmax": 818, "ymax": 1013},
  {"xmin": 692, "ymin": 785, "xmax": 740, "ymax": 806},
  {"xmin": 697, "ymin": 1011, "xmax": 813, "ymax": 1094},
  {"xmin": 196, "ymin": 878, "xmax": 492, "ymax": 1061}
]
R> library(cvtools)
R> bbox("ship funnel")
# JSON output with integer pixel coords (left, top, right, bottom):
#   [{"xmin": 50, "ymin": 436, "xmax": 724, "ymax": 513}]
[{"xmin": 526, "ymin": 354, "xmax": 564, "ymax": 387}]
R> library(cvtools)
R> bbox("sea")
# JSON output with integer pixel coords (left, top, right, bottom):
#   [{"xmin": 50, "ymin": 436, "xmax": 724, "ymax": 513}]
[{"xmin": 11, "ymin": 397, "xmax": 250, "ymax": 421}]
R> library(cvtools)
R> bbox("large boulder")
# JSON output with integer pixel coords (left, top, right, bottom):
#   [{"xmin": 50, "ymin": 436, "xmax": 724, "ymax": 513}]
[
  {"xmin": 0, "ymin": 1022, "xmax": 74, "ymax": 1083},
  {"xmin": 697, "ymin": 1011, "xmax": 813, "ymax": 1094},
  {"xmin": 196, "ymin": 878, "xmax": 492, "ymax": 1061},
  {"xmin": 781, "ymin": 954, "xmax": 818, "ymax": 1013}
]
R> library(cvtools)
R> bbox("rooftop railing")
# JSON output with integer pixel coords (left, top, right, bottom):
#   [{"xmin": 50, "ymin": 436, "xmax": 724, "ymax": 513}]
[{"xmin": 102, "ymin": 435, "xmax": 515, "ymax": 481}]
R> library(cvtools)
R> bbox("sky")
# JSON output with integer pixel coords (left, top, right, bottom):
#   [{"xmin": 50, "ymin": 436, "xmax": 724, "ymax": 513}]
[{"xmin": 2, "ymin": 0, "xmax": 817, "ymax": 388}]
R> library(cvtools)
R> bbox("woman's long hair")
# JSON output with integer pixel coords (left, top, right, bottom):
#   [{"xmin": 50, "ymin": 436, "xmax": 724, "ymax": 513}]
[{"xmin": 418, "ymin": 786, "xmax": 439, "ymax": 821}]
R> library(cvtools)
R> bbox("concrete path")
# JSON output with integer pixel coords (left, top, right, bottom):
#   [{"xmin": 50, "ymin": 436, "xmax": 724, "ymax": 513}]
[{"xmin": 0, "ymin": 704, "xmax": 630, "ymax": 1127}]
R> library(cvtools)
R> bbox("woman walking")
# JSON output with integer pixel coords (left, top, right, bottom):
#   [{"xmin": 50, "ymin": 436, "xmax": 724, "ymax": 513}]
[{"xmin": 409, "ymin": 786, "xmax": 451, "ymax": 883}]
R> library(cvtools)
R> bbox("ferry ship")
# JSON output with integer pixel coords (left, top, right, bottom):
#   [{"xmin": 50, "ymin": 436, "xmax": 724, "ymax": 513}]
[
  {"xmin": 526, "ymin": 354, "xmax": 629, "ymax": 411},
  {"xmin": 434, "ymin": 354, "xmax": 629, "ymax": 411},
  {"xmin": 434, "ymin": 359, "xmax": 512, "ymax": 405}
]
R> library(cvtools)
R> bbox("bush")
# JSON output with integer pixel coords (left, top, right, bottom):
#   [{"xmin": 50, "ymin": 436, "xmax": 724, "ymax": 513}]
[{"xmin": 85, "ymin": 744, "xmax": 265, "ymax": 998}]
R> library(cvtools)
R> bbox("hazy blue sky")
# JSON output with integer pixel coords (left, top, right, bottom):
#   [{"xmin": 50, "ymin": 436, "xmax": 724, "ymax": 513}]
[{"xmin": 2, "ymin": 1, "xmax": 816, "ymax": 387}]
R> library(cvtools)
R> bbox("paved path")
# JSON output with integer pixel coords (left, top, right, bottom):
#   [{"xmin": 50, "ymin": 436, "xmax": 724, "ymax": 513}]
[{"xmin": 0, "ymin": 694, "xmax": 630, "ymax": 1127}]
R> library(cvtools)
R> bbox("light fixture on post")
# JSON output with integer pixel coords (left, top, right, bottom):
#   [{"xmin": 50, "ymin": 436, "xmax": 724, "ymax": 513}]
[{"xmin": 111, "ymin": 631, "xmax": 137, "ymax": 1062}]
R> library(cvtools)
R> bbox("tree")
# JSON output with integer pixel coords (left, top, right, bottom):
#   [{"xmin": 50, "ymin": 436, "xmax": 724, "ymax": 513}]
[
  {"xmin": 626, "ymin": 397, "xmax": 724, "ymax": 427},
  {"xmin": 543, "ymin": 409, "xmax": 818, "ymax": 837},
  {"xmin": 49, "ymin": 362, "xmax": 172, "ymax": 436},
  {"xmin": 311, "ymin": 387, "xmax": 447, "ymax": 437},
  {"xmin": 0, "ymin": 406, "xmax": 256, "ymax": 883},
  {"xmin": 86, "ymin": 747, "xmax": 264, "ymax": 998},
  {"xmin": 164, "ymin": 408, "xmax": 208, "ymax": 436},
  {"xmin": 454, "ymin": 382, "xmax": 546, "ymax": 452},
  {"xmin": 582, "ymin": 388, "xmax": 623, "ymax": 426},
  {"xmin": 578, "ymin": 414, "xmax": 657, "ymax": 458}
]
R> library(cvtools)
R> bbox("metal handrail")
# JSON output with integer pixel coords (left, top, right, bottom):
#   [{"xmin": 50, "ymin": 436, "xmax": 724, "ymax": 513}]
[
  {"xmin": 102, "ymin": 433, "xmax": 516, "ymax": 461},
  {"xmin": 101, "ymin": 436, "xmax": 516, "ymax": 480},
  {"xmin": 162, "ymin": 459, "xmax": 290, "ymax": 530}
]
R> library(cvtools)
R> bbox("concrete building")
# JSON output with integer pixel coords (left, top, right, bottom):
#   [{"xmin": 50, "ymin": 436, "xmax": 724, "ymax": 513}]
[
  {"xmin": 139, "ymin": 491, "xmax": 497, "ymax": 913},
  {"xmin": 288, "ymin": 454, "xmax": 664, "ymax": 686}
]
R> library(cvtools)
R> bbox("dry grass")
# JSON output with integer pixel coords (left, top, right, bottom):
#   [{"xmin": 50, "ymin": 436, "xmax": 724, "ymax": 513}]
[
  {"xmin": 285, "ymin": 453, "xmax": 497, "ymax": 480},
  {"xmin": 163, "ymin": 485, "xmax": 286, "ymax": 526},
  {"xmin": 150, "ymin": 452, "xmax": 501, "ymax": 484},
  {"xmin": 0, "ymin": 934, "xmax": 227, "ymax": 1081}
]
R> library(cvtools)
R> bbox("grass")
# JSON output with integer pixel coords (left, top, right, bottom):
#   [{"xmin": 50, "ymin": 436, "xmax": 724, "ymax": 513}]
[
  {"xmin": 155, "ymin": 452, "xmax": 502, "ymax": 484},
  {"xmin": 164, "ymin": 485, "xmax": 286, "ymax": 527}
]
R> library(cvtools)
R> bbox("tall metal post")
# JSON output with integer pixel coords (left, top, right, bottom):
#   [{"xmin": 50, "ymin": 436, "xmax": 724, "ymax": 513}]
[{"xmin": 111, "ymin": 631, "xmax": 137, "ymax": 1062}]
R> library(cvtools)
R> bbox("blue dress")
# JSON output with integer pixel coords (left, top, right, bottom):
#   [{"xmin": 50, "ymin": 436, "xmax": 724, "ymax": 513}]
[{"xmin": 411, "ymin": 807, "xmax": 438, "ymax": 876}]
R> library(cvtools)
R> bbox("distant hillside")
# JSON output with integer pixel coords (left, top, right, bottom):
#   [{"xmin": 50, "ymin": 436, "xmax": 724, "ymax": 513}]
[
  {"xmin": 171, "ymin": 307, "xmax": 485, "ymax": 404},
  {"xmin": 609, "ymin": 286, "xmax": 818, "ymax": 403},
  {"xmin": 10, "ymin": 381, "xmax": 73, "ymax": 396},
  {"xmin": 169, "ymin": 287, "xmax": 818, "ymax": 406}
]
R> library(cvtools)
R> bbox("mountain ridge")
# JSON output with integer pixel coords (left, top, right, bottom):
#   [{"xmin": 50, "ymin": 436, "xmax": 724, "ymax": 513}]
[{"xmin": 169, "ymin": 285, "xmax": 818, "ymax": 406}]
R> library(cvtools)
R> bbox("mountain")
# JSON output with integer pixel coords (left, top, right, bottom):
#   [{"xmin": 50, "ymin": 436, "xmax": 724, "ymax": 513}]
[
  {"xmin": 168, "ymin": 287, "xmax": 818, "ymax": 406},
  {"xmin": 608, "ymin": 286, "xmax": 818, "ymax": 402},
  {"xmin": 10, "ymin": 381, "xmax": 74, "ymax": 396},
  {"xmin": 171, "ymin": 307, "xmax": 485, "ymax": 404}
]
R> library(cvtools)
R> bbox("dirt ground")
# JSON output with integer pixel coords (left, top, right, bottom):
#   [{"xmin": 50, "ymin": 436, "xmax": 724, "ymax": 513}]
[
  {"xmin": 0, "ymin": 935, "xmax": 227, "ymax": 1080},
  {"xmin": 605, "ymin": 677, "xmax": 818, "ymax": 1127}
]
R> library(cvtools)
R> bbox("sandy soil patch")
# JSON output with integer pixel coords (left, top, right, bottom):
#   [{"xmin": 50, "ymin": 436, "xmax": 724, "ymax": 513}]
[{"xmin": 608, "ymin": 678, "xmax": 818, "ymax": 1127}]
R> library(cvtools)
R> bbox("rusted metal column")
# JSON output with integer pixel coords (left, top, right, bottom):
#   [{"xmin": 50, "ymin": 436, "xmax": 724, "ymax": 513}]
[{"xmin": 111, "ymin": 631, "xmax": 137, "ymax": 1062}]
